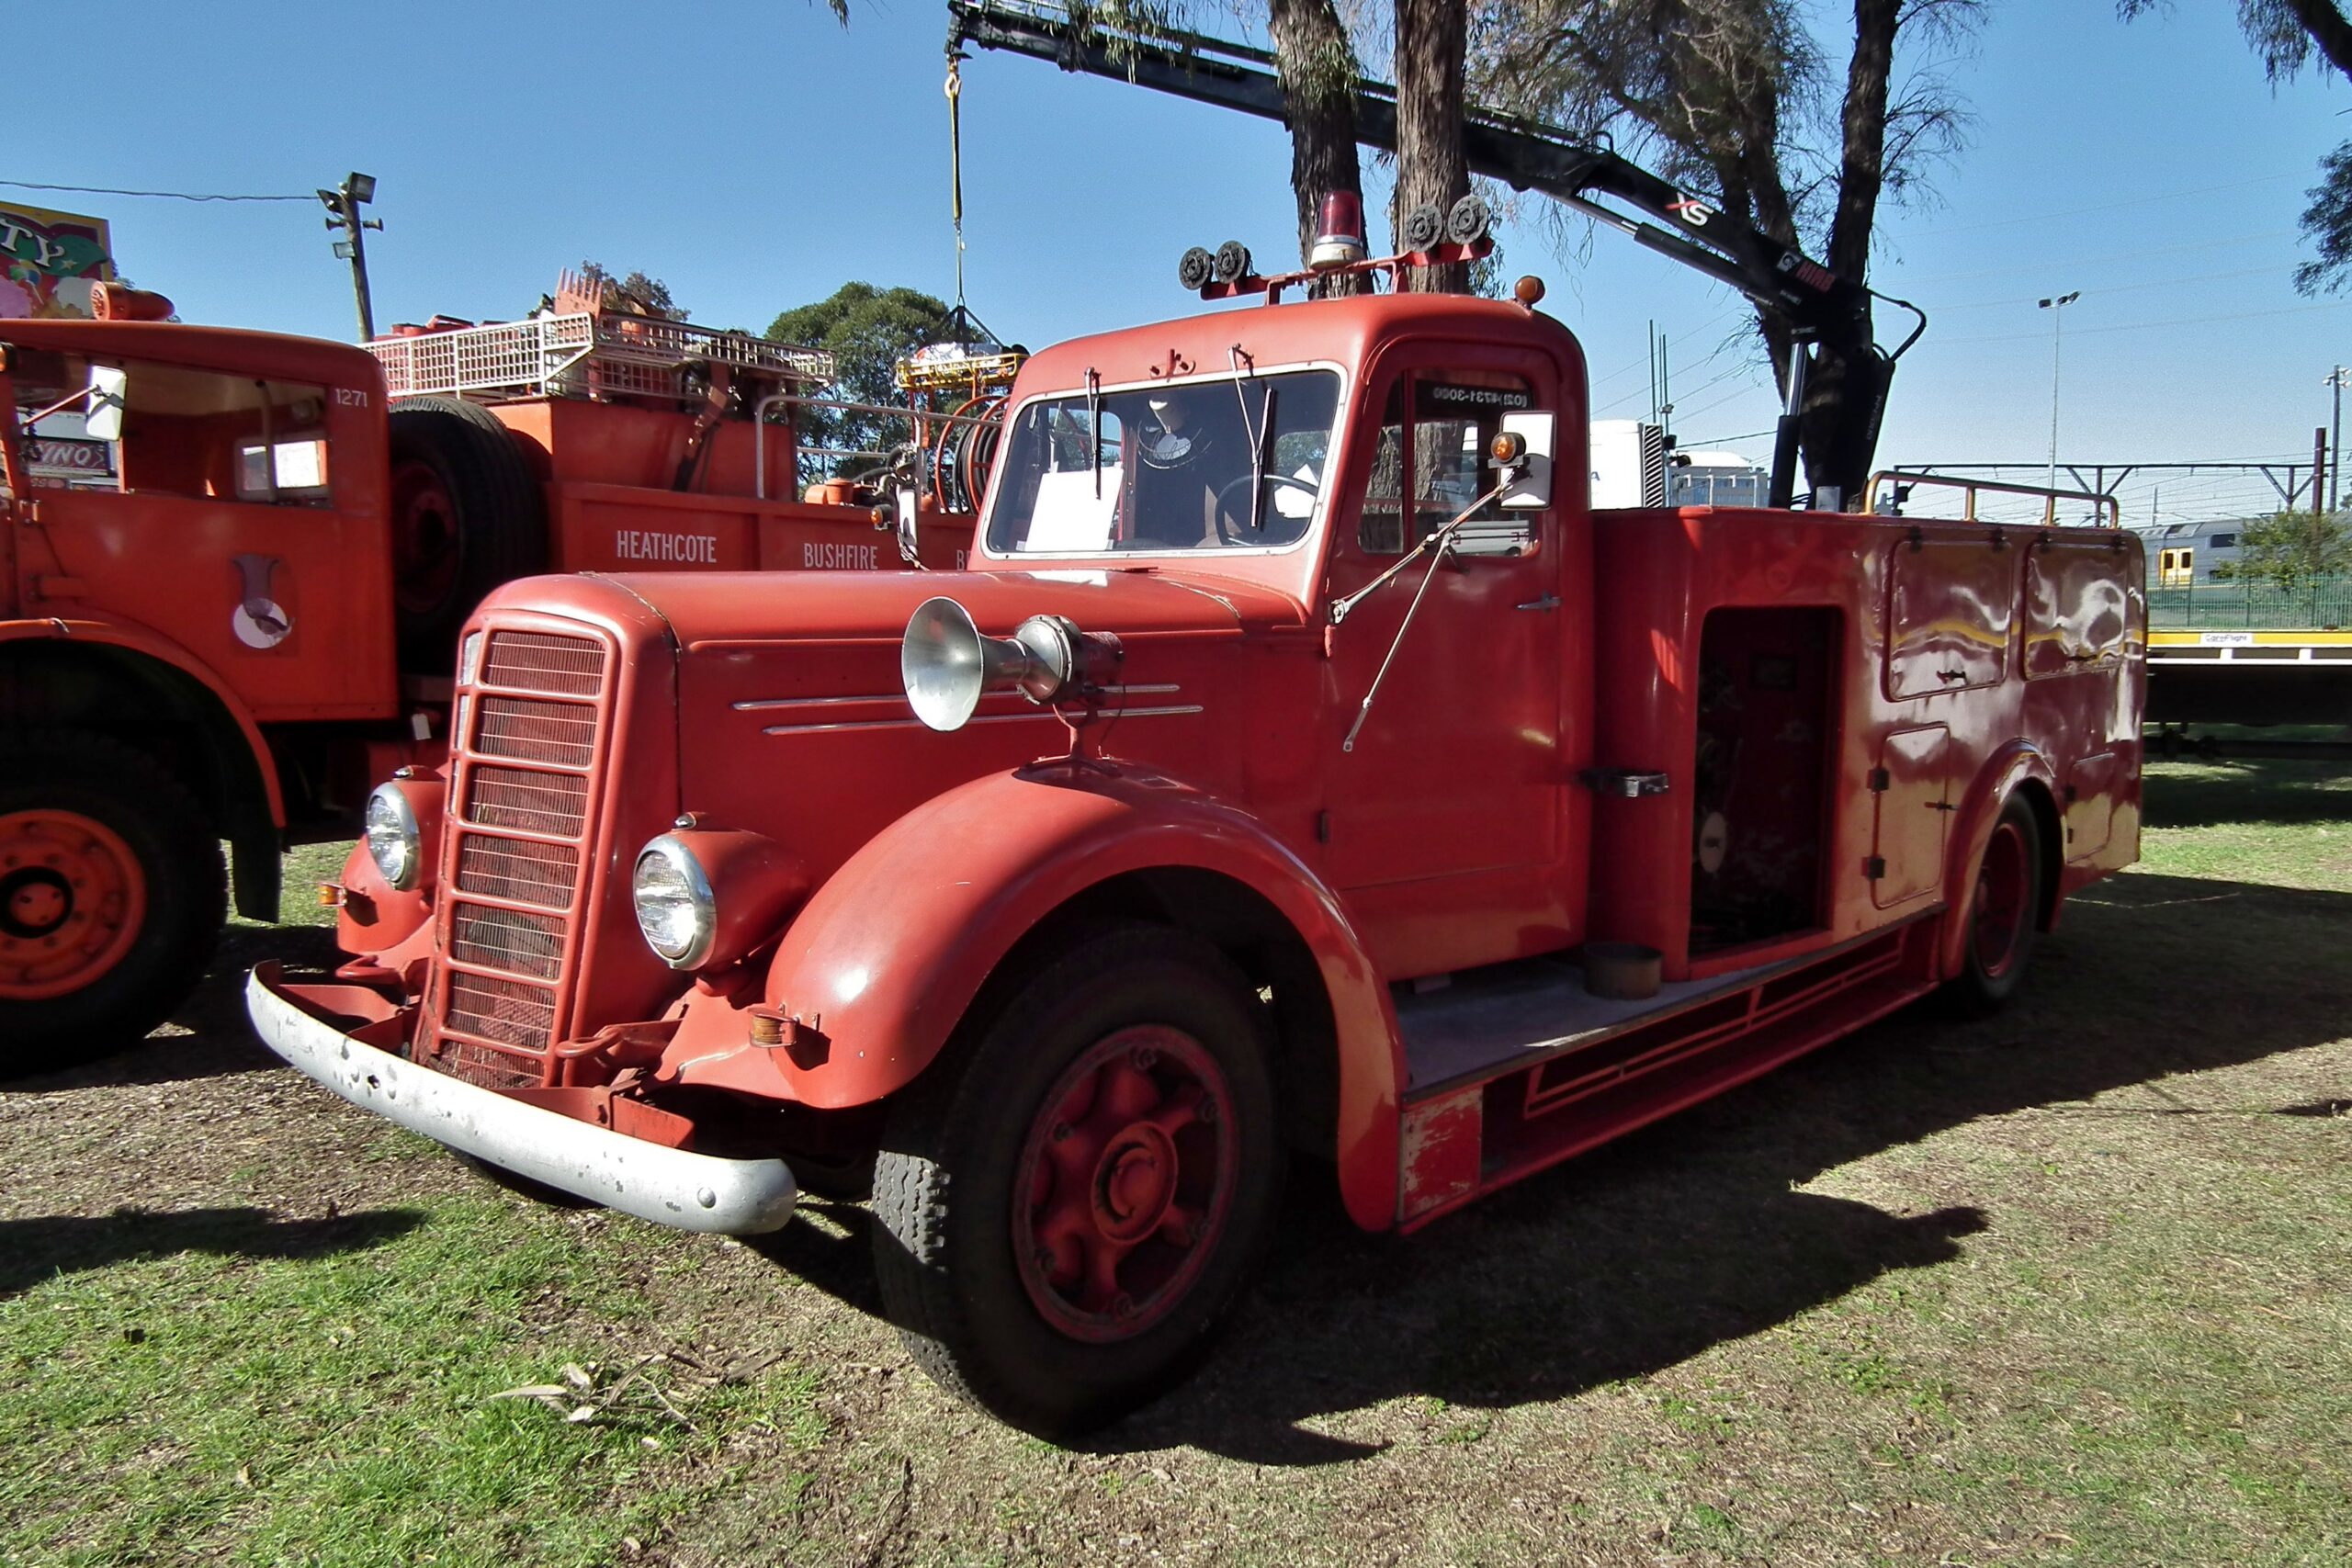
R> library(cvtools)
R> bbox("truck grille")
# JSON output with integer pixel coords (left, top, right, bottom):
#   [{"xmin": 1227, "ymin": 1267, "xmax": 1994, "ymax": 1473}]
[{"xmin": 429, "ymin": 626, "xmax": 612, "ymax": 1089}]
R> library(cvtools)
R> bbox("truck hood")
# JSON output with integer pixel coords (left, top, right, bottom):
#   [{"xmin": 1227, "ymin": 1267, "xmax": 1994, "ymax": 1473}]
[
  {"xmin": 490, "ymin": 566, "xmax": 1310, "ymax": 866},
  {"xmin": 600, "ymin": 564, "xmax": 1307, "ymax": 652}
]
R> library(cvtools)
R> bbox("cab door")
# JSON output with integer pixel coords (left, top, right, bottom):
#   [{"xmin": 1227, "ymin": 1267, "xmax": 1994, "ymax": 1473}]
[
  {"xmin": 1317, "ymin": 344, "xmax": 1579, "ymax": 976},
  {"xmin": 14, "ymin": 349, "xmax": 396, "ymax": 720},
  {"xmin": 1, "ymin": 350, "xmax": 25, "ymax": 616}
]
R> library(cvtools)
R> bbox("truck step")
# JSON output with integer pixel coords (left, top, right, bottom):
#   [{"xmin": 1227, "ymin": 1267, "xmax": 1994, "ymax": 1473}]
[
  {"xmin": 1395, "ymin": 920, "xmax": 1940, "ymax": 1226},
  {"xmin": 1396, "ymin": 916, "xmax": 1933, "ymax": 1100}
]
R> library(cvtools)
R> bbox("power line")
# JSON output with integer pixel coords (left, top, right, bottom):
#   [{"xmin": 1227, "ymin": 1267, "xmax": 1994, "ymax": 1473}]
[
  {"xmin": 1931, "ymin": 265, "xmax": 2286, "ymax": 313},
  {"xmin": 1879, "ymin": 231, "xmax": 2300, "ymax": 289},
  {"xmin": 1935, "ymin": 299, "xmax": 2352, "ymax": 345},
  {"xmin": 0, "ymin": 178, "xmax": 312, "ymax": 204},
  {"xmin": 1897, "ymin": 173, "xmax": 2301, "ymax": 238}
]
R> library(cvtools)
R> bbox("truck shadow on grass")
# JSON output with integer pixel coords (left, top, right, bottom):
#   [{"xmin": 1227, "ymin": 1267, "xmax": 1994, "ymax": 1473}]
[
  {"xmin": 0, "ymin": 1205, "xmax": 424, "ymax": 1297},
  {"xmin": 753, "ymin": 866, "xmax": 2348, "ymax": 1464},
  {"xmin": 1096, "ymin": 867, "xmax": 2352, "ymax": 1462},
  {"xmin": 6, "ymin": 924, "xmax": 341, "ymax": 1095}
]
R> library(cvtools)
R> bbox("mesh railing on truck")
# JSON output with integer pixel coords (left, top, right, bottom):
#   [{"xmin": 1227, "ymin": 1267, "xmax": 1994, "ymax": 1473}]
[{"xmin": 368, "ymin": 312, "xmax": 834, "ymax": 404}]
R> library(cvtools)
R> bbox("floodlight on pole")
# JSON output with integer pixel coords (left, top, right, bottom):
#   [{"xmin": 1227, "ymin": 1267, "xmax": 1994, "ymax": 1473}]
[
  {"xmin": 320, "ymin": 172, "xmax": 382, "ymax": 342},
  {"xmin": 2038, "ymin": 291, "xmax": 2080, "ymax": 497}
]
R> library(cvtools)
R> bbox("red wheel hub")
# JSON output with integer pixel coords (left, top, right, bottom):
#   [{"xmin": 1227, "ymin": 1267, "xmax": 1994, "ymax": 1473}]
[
  {"xmin": 390, "ymin": 458, "xmax": 462, "ymax": 615},
  {"xmin": 0, "ymin": 808, "xmax": 147, "ymax": 1001},
  {"xmin": 1973, "ymin": 819, "xmax": 2030, "ymax": 979},
  {"xmin": 1014, "ymin": 1025, "xmax": 1238, "ymax": 1341}
]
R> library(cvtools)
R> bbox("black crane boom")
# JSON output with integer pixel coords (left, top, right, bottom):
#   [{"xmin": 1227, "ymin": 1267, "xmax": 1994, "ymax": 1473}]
[{"xmin": 944, "ymin": 0, "xmax": 1919, "ymax": 504}]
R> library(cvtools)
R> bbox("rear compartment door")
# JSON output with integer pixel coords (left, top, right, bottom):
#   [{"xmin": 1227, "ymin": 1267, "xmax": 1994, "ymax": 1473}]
[
  {"xmin": 1884, "ymin": 536, "xmax": 2015, "ymax": 699},
  {"xmin": 1871, "ymin": 724, "xmax": 1951, "ymax": 908}
]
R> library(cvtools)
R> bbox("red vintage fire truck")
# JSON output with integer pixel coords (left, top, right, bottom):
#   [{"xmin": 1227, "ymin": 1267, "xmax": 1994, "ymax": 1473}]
[
  {"xmin": 1, "ymin": 278, "xmax": 980, "ymax": 1070},
  {"xmin": 250, "ymin": 171, "xmax": 2145, "ymax": 1432}
]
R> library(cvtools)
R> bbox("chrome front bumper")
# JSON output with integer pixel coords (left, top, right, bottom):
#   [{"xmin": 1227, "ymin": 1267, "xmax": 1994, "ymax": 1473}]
[{"xmin": 245, "ymin": 964, "xmax": 797, "ymax": 1235}]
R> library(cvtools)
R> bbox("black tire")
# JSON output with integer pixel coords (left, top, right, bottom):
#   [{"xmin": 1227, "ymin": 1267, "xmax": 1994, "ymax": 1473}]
[
  {"xmin": 1939, "ymin": 794, "xmax": 2044, "ymax": 1019},
  {"xmin": 872, "ymin": 926, "xmax": 1282, "ymax": 1436},
  {"xmin": 387, "ymin": 397, "xmax": 547, "ymax": 671},
  {"xmin": 0, "ymin": 730, "xmax": 226, "ymax": 1077}
]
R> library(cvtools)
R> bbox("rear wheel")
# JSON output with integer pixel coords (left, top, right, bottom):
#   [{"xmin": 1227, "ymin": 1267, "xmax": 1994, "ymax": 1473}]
[
  {"xmin": 872, "ymin": 927, "xmax": 1281, "ymax": 1436},
  {"xmin": 388, "ymin": 397, "xmax": 546, "ymax": 671},
  {"xmin": 1941, "ymin": 795, "xmax": 2043, "ymax": 1018},
  {"xmin": 0, "ymin": 731, "xmax": 225, "ymax": 1076}
]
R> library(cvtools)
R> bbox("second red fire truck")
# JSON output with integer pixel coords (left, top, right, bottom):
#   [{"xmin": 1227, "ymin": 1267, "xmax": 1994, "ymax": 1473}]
[{"xmin": 251, "ymin": 201, "xmax": 2143, "ymax": 1428}]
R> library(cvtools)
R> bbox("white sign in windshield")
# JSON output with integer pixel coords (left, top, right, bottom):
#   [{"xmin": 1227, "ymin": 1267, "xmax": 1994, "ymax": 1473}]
[{"xmin": 1020, "ymin": 465, "xmax": 1124, "ymax": 552}]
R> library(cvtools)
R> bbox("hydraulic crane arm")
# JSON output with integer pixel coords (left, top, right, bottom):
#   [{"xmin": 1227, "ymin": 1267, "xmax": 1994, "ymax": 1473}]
[{"xmin": 946, "ymin": 0, "xmax": 1892, "ymax": 353}]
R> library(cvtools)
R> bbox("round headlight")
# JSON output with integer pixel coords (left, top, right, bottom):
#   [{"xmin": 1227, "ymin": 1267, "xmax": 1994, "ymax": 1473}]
[
  {"xmin": 633, "ymin": 835, "xmax": 716, "ymax": 969},
  {"xmin": 364, "ymin": 783, "xmax": 423, "ymax": 892}
]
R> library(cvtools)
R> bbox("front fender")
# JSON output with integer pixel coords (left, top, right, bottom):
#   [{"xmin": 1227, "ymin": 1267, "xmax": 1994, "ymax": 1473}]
[
  {"xmin": 675, "ymin": 761, "xmax": 1407, "ymax": 1230},
  {"xmin": 0, "ymin": 615, "xmax": 285, "ymax": 825},
  {"xmin": 1938, "ymin": 740, "xmax": 2059, "ymax": 979}
]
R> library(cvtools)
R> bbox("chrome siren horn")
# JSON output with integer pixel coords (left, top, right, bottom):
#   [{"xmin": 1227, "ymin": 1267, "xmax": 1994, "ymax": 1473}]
[{"xmin": 901, "ymin": 597, "xmax": 1088, "ymax": 732}]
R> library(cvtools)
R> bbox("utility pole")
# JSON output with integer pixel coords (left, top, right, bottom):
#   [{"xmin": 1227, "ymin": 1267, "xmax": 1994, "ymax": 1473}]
[
  {"xmin": 2038, "ymin": 291, "xmax": 2080, "ymax": 494},
  {"xmin": 317, "ymin": 172, "xmax": 381, "ymax": 342},
  {"xmin": 2326, "ymin": 366, "xmax": 2349, "ymax": 511},
  {"xmin": 1656, "ymin": 331, "xmax": 1672, "ymax": 446}
]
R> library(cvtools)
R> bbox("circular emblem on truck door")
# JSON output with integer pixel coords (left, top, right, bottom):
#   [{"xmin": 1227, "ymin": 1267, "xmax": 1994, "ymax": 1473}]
[
  {"xmin": 233, "ymin": 600, "xmax": 292, "ymax": 649},
  {"xmin": 230, "ymin": 554, "xmax": 292, "ymax": 649}
]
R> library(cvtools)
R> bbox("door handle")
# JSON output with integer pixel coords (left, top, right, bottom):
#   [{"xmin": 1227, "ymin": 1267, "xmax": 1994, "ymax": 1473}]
[{"xmin": 1516, "ymin": 593, "xmax": 1560, "ymax": 612}]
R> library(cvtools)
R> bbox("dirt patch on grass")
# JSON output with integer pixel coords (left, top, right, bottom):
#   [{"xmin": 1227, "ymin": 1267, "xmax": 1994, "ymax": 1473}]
[{"xmin": 4, "ymin": 802, "xmax": 2348, "ymax": 1564}]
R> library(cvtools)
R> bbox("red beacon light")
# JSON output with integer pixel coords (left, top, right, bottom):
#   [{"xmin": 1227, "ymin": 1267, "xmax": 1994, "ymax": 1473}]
[
  {"xmin": 89, "ymin": 283, "xmax": 175, "ymax": 322},
  {"xmin": 1308, "ymin": 191, "xmax": 1367, "ymax": 270}
]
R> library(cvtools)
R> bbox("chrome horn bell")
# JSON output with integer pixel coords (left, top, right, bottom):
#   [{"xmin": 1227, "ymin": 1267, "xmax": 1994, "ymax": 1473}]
[{"xmin": 901, "ymin": 597, "xmax": 1106, "ymax": 732}]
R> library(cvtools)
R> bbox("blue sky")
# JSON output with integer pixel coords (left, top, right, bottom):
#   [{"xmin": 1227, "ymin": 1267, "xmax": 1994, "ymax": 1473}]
[{"xmin": 30, "ymin": 0, "xmax": 2351, "ymax": 524}]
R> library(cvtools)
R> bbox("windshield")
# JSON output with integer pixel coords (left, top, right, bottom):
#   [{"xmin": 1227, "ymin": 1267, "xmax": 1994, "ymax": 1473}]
[{"xmin": 985, "ymin": 368, "xmax": 1340, "ymax": 555}]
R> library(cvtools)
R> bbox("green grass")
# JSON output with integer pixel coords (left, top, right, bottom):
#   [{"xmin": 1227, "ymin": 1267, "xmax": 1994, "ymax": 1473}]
[
  {"xmin": 2139, "ymin": 754, "xmax": 2352, "ymax": 890},
  {"xmin": 0, "ymin": 1194, "xmax": 829, "ymax": 1567},
  {"xmin": 4, "ymin": 750, "xmax": 2346, "ymax": 1565}
]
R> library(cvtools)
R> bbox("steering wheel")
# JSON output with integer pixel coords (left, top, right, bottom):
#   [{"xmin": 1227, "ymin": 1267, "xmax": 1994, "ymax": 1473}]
[{"xmin": 1213, "ymin": 471, "xmax": 1320, "ymax": 544}]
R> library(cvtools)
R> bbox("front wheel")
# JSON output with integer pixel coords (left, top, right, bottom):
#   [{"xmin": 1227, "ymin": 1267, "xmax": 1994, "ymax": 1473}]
[
  {"xmin": 871, "ymin": 927, "xmax": 1281, "ymax": 1436},
  {"xmin": 0, "ymin": 731, "xmax": 226, "ymax": 1076},
  {"xmin": 1940, "ymin": 795, "xmax": 2043, "ymax": 1018}
]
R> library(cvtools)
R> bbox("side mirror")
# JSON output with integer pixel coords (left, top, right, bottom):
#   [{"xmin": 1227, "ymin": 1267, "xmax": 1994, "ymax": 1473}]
[
  {"xmin": 893, "ymin": 482, "xmax": 922, "ymax": 567},
  {"xmin": 1498, "ymin": 410, "xmax": 1554, "ymax": 509},
  {"xmin": 85, "ymin": 366, "xmax": 128, "ymax": 443}
]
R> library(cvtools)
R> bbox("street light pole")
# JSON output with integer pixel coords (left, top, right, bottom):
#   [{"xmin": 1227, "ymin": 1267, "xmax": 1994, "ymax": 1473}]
[
  {"xmin": 317, "ymin": 172, "xmax": 382, "ymax": 342},
  {"xmin": 2038, "ymin": 291, "xmax": 2080, "ymax": 496},
  {"xmin": 2326, "ymin": 366, "xmax": 2349, "ymax": 512}
]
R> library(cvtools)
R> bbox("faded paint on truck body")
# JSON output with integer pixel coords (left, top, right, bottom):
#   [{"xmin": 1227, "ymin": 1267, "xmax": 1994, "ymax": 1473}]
[{"xmin": 272, "ymin": 288, "xmax": 2143, "ymax": 1239}]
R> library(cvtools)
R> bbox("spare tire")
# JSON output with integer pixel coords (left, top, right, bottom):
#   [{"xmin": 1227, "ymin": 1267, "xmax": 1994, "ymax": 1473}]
[{"xmin": 388, "ymin": 397, "xmax": 547, "ymax": 671}]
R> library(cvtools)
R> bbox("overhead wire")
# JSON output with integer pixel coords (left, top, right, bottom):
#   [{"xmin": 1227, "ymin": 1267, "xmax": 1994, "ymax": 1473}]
[
  {"xmin": 1898, "ymin": 172, "xmax": 2302, "ymax": 238},
  {"xmin": 1935, "ymin": 299, "xmax": 2352, "ymax": 345},
  {"xmin": 0, "ymin": 178, "xmax": 313, "ymax": 203}
]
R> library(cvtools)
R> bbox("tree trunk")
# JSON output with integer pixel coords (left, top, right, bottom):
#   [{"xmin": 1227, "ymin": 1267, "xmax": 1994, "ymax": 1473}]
[
  {"xmin": 2285, "ymin": 0, "xmax": 2352, "ymax": 76},
  {"xmin": 1270, "ymin": 0, "xmax": 1369, "ymax": 295},
  {"xmin": 1798, "ymin": 0, "xmax": 1900, "ymax": 504},
  {"xmin": 1395, "ymin": 0, "xmax": 1472, "ymax": 291}
]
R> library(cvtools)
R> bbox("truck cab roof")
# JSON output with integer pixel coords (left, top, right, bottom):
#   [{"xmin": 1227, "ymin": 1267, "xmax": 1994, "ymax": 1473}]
[{"xmin": 0, "ymin": 317, "xmax": 387, "ymax": 393}]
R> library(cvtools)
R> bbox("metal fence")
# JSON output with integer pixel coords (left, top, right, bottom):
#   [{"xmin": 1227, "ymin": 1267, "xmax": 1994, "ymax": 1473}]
[{"xmin": 2146, "ymin": 576, "xmax": 2352, "ymax": 629}]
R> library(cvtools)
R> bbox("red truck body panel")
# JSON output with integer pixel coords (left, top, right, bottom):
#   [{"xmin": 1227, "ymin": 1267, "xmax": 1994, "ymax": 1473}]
[
  {"xmin": 251, "ymin": 283, "xmax": 2144, "ymax": 1427},
  {"xmin": 300, "ymin": 289, "xmax": 2143, "ymax": 1235}
]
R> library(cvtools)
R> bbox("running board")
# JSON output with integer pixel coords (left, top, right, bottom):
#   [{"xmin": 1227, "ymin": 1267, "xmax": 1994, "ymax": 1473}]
[{"xmin": 1395, "ymin": 919, "xmax": 1939, "ymax": 1227}]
